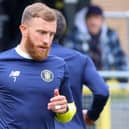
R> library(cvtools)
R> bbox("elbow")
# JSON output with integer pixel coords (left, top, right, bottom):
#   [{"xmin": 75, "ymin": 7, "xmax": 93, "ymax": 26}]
[
  {"xmin": 99, "ymin": 84, "xmax": 110, "ymax": 99},
  {"xmin": 103, "ymin": 85, "xmax": 110, "ymax": 99}
]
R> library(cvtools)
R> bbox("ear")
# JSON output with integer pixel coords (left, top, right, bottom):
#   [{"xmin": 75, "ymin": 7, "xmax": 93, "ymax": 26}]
[{"xmin": 19, "ymin": 24, "xmax": 28, "ymax": 36}]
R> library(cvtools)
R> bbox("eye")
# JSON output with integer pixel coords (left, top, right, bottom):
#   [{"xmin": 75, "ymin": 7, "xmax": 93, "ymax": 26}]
[{"xmin": 37, "ymin": 30, "xmax": 47, "ymax": 35}]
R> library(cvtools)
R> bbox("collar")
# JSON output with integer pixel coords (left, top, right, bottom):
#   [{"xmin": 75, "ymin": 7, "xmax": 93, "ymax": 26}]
[{"xmin": 15, "ymin": 45, "xmax": 32, "ymax": 59}]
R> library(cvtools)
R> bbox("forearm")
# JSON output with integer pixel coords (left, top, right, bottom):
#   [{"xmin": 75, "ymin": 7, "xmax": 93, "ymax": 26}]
[{"xmin": 87, "ymin": 94, "xmax": 109, "ymax": 121}]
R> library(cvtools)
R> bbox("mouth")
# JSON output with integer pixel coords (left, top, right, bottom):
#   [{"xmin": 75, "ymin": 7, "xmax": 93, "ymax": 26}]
[{"xmin": 38, "ymin": 46, "xmax": 48, "ymax": 52}]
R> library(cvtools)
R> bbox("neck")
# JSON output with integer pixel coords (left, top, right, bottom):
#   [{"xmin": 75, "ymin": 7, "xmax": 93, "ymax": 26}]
[
  {"xmin": 18, "ymin": 40, "xmax": 27, "ymax": 53},
  {"xmin": 15, "ymin": 43, "xmax": 32, "ymax": 59}
]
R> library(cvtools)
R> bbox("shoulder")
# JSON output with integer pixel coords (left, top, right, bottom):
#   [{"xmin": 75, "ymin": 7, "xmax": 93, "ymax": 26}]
[
  {"xmin": 47, "ymin": 55, "xmax": 66, "ymax": 65},
  {"xmin": 60, "ymin": 47, "xmax": 91, "ymax": 65},
  {"xmin": 47, "ymin": 54, "xmax": 64, "ymax": 61},
  {"xmin": 107, "ymin": 28, "xmax": 118, "ymax": 37},
  {"xmin": 0, "ymin": 48, "xmax": 15, "ymax": 59},
  {"xmin": 51, "ymin": 43, "xmax": 92, "ymax": 65},
  {"xmin": 53, "ymin": 45, "xmax": 86, "ymax": 59},
  {"xmin": 67, "ymin": 48, "xmax": 90, "ymax": 60}
]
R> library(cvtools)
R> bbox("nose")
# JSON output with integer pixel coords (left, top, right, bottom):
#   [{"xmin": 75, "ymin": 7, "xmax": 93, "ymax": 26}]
[{"xmin": 42, "ymin": 34, "xmax": 50, "ymax": 45}]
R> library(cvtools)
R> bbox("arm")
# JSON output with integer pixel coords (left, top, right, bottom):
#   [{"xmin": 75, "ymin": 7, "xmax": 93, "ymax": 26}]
[
  {"xmin": 48, "ymin": 63, "xmax": 76, "ymax": 123},
  {"xmin": 82, "ymin": 109, "xmax": 94, "ymax": 125},
  {"xmin": 83, "ymin": 56, "xmax": 109, "ymax": 121},
  {"xmin": 56, "ymin": 63, "xmax": 76, "ymax": 123}
]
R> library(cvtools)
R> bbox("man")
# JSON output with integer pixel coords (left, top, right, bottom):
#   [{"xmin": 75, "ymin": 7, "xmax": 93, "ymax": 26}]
[
  {"xmin": 50, "ymin": 10, "xmax": 109, "ymax": 129},
  {"xmin": 0, "ymin": 3, "xmax": 76, "ymax": 129},
  {"xmin": 64, "ymin": 5, "xmax": 128, "ymax": 70}
]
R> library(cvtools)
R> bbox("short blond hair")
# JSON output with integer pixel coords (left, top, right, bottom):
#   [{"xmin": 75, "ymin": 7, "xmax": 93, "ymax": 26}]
[{"xmin": 21, "ymin": 2, "xmax": 57, "ymax": 24}]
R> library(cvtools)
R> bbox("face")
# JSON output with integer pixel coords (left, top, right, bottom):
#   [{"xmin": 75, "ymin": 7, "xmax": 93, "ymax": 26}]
[
  {"xmin": 86, "ymin": 15, "xmax": 103, "ymax": 35},
  {"xmin": 20, "ymin": 17, "xmax": 56, "ymax": 61}
]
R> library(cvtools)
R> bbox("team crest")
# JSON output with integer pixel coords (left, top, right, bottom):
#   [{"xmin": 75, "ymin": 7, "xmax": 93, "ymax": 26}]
[{"xmin": 41, "ymin": 70, "xmax": 54, "ymax": 82}]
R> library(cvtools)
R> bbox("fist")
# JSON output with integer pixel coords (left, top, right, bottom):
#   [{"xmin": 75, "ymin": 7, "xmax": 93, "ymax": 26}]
[{"xmin": 48, "ymin": 89, "xmax": 68, "ymax": 113}]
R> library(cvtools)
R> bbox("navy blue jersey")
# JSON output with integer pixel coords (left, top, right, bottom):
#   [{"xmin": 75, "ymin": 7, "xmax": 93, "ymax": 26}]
[
  {"xmin": 0, "ymin": 48, "xmax": 73, "ymax": 129},
  {"xmin": 50, "ymin": 42, "xmax": 109, "ymax": 129}
]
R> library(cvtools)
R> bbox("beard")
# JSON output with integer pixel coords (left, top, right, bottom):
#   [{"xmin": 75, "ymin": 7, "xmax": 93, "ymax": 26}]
[{"xmin": 25, "ymin": 34, "xmax": 50, "ymax": 61}]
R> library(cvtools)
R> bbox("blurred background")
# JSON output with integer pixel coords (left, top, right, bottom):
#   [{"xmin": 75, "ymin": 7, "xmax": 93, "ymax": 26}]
[{"xmin": 0, "ymin": 0, "xmax": 129, "ymax": 129}]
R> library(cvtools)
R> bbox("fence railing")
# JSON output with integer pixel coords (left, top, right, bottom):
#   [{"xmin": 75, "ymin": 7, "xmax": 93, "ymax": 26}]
[
  {"xmin": 98, "ymin": 71, "xmax": 129, "ymax": 79},
  {"xmin": 105, "ymin": 11, "xmax": 129, "ymax": 18}
]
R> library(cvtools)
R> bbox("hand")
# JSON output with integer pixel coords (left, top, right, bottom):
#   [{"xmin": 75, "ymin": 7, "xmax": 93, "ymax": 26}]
[
  {"xmin": 82, "ymin": 109, "xmax": 94, "ymax": 126},
  {"xmin": 48, "ymin": 89, "xmax": 68, "ymax": 113}
]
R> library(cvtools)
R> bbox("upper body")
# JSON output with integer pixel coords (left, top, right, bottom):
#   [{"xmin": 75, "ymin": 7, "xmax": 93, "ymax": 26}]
[
  {"xmin": 50, "ymin": 9, "xmax": 109, "ymax": 129},
  {"xmin": 0, "ymin": 3, "xmax": 76, "ymax": 129},
  {"xmin": 0, "ymin": 47, "xmax": 74, "ymax": 129},
  {"xmin": 50, "ymin": 42, "xmax": 109, "ymax": 129},
  {"xmin": 64, "ymin": 5, "xmax": 128, "ymax": 70}
]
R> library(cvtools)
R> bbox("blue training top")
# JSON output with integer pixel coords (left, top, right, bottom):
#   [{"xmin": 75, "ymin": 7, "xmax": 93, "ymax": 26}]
[
  {"xmin": 50, "ymin": 42, "xmax": 109, "ymax": 129},
  {"xmin": 0, "ymin": 48, "xmax": 73, "ymax": 129}
]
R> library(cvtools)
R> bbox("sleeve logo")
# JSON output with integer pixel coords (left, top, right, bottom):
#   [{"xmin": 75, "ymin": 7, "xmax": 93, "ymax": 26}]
[{"xmin": 9, "ymin": 70, "xmax": 21, "ymax": 82}]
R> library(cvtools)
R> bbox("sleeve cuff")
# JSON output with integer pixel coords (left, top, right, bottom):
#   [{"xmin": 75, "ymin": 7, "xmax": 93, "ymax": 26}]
[{"xmin": 55, "ymin": 102, "xmax": 76, "ymax": 123}]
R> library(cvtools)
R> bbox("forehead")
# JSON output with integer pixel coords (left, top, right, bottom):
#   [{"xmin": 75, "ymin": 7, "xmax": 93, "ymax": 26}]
[
  {"xmin": 87, "ymin": 15, "xmax": 103, "ymax": 20},
  {"xmin": 29, "ymin": 17, "xmax": 57, "ymax": 33}
]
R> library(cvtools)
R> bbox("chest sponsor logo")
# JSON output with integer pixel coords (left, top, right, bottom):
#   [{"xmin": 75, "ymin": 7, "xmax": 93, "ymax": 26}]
[
  {"xmin": 9, "ymin": 70, "xmax": 21, "ymax": 82},
  {"xmin": 41, "ymin": 70, "xmax": 54, "ymax": 82}
]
